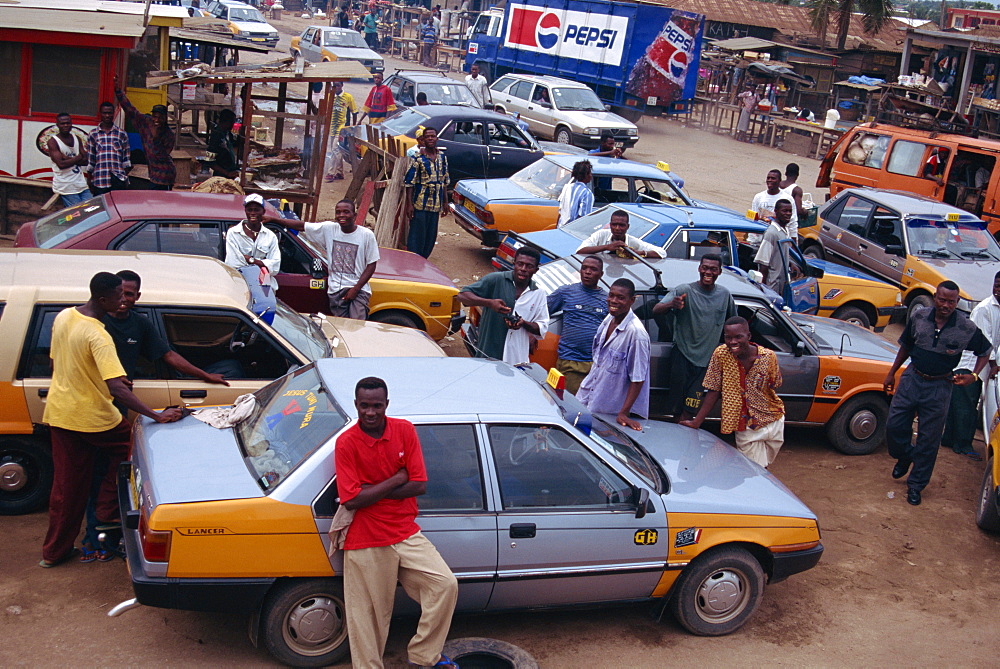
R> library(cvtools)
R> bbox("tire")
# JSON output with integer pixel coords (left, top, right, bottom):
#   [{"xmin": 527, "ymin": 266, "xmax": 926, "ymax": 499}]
[
  {"xmin": 441, "ymin": 637, "xmax": 539, "ymax": 669},
  {"xmin": 826, "ymin": 393, "xmax": 888, "ymax": 455},
  {"xmin": 831, "ymin": 305, "xmax": 872, "ymax": 329},
  {"xmin": 369, "ymin": 310, "xmax": 423, "ymax": 330},
  {"xmin": 261, "ymin": 579, "xmax": 349, "ymax": 668},
  {"xmin": 976, "ymin": 455, "xmax": 1000, "ymax": 533},
  {"xmin": 555, "ymin": 126, "xmax": 573, "ymax": 145},
  {"xmin": 801, "ymin": 243, "xmax": 824, "ymax": 260},
  {"xmin": 668, "ymin": 546, "xmax": 765, "ymax": 636},
  {"xmin": 0, "ymin": 437, "xmax": 53, "ymax": 515},
  {"xmin": 907, "ymin": 294, "xmax": 933, "ymax": 321}
]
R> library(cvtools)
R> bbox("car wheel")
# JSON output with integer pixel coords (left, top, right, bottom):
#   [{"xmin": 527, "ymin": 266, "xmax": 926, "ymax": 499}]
[
  {"xmin": 369, "ymin": 310, "xmax": 423, "ymax": 330},
  {"xmin": 0, "ymin": 437, "xmax": 53, "ymax": 515},
  {"xmin": 669, "ymin": 546, "xmax": 764, "ymax": 636},
  {"xmin": 801, "ymin": 243, "xmax": 824, "ymax": 260},
  {"xmin": 555, "ymin": 127, "xmax": 573, "ymax": 145},
  {"xmin": 826, "ymin": 393, "xmax": 888, "ymax": 455},
  {"xmin": 441, "ymin": 637, "xmax": 539, "ymax": 669},
  {"xmin": 831, "ymin": 305, "xmax": 872, "ymax": 329},
  {"xmin": 261, "ymin": 579, "xmax": 349, "ymax": 668},
  {"xmin": 907, "ymin": 294, "xmax": 933, "ymax": 321},
  {"xmin": 976, "ymin": 455, "xmax": 1000, "ymax": 532}
]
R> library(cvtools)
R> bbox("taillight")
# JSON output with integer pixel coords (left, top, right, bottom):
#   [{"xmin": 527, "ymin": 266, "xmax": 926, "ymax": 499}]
[
  {"xmin": 477, "ymin": 208, "xmax": 494, "ymax": 226},
  {"xmin": 139, "ymin": 507, "xmax": 172, "ymax": 562},
  {"xmin": 452, "ymin": 191, "xmax": 462, "ymax": 204}
]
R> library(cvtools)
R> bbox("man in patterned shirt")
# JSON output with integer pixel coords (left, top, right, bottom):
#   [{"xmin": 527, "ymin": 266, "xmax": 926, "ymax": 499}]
[
  {"xmin": 681, "ymin": 316, "xmax": 784, "ymax": 468},
  {"xmin": 403, "ymin": 127, "xmax": 449, "ymax": 259},
  {"xmin": 87, "ymin": 102, "xmax": 131, "ymax": 194},
  {"xmin": 114, "ymin": 77, "xmax": 175, "ymax": 190},
  {"xmin": 325, "ymin": 81, "xmax": 356, "ymax": 182},
  {"xmin": 358, "ymin": 72, "xmax": 396, "ymax": 125}
]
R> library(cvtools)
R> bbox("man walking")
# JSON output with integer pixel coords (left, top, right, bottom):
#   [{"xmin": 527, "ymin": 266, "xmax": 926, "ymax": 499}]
[
  {"xmin": 47, "ymin": 113, "xmax": 91, "ymax": 207},
  {"xmin": 943, "ymin": 272, "xmax": 1000, "ymax": 460},
  {"xmin": 751, "ymin": 168, "xmax": 797, "ymax": 239},
  {"xmin": 576, "ymin": 210, "xmax": 662, "ymax": 258},
  {"xmin": 358, "ymin": 72, "xmax": 396, "ymax": 125},
  {"xmin": 326, "ymin": 81, "xmax": 357, "ymax": 182},
  {"xmin": 459, "ymin": 247, "xmax": 544, "ymax": 360},
  {"xmin": 115, "ymin": 78, "xmax": 176, "ymax": 190},
  {"xmin": 224, "ymin": 194, "xmax": 282, "ymax": 292},
  {"xmin": 557, "ymin": 160, "xmax": 594, "ymax": 227},
  {"xmin": 337, "ymin": 377, "xmax": 458, "ymax": 668},
  {"xmin": 40, "ymin": 273, "xmax": 182, "ymax": 568},
  {"xmin": 362, "ymin": 7, "xmax": 379, "ymax": 51},
  {"xmin": 404, "ymin": 127, "xmax": 449, "ymax": 259},
  {"xmin": 779, "ymin": 163, "xmax": 808, "ymax": 226},
  {"xmin": 465, "ymin": 63, "xmax": 491, "ymax": 108},
  {"xmin": 419, "ymin": 14, "xmax": 438, "ymax": 68},
  {"xmin": 754, "ymin": 199, "xmax": 793, "ymax": 295},
  {"xmin": 87, "ymin": 102, "xmax": 131, "ymax": 195},
  {"xmin": 577, "ymin": 278, "xmax": 650, "ymax": 431},
  {"xmin": 652, "ymin": 253, "xmax": 736, "ymax": 420},
  {"xmin": 277, "ymin": 199, "xmax": 380, "ymax": 319},
  {"xmin": 681, "ymin": 316, "xmax": 784, "ymax": 468},
  {"xmin": 884, "ymin": 281, "xmax": 991, "ymax": 505},
  {"xmin": 546, "ymin": 256, "xmax": 608, "ymax": 394}
]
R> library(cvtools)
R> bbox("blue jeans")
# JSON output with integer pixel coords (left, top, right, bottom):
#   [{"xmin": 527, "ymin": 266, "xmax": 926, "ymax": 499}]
[
  {"xmin": 60, "ymin": 189, "xmax": 93, "ymax": 207},
  {"xmin": 407, "ymin": 209, "xmax": 439, "ymax": 259}
]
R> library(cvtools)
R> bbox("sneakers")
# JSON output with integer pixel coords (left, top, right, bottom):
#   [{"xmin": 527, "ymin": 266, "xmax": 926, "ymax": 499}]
[
  {"xmin": 953, "ymin": 448, "xmax": 983, "ymax": 461},
  {"xmin": 409, "ymin": 655, "xmax": 459, "ymax": 668}
]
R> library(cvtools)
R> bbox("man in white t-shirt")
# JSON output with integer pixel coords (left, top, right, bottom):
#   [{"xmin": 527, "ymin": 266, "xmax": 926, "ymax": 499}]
[
  {"xmin": 576, "ymin": 210, "xmax": 662, "ymax": 259},
  {"xmin": 751, "ymin": 168, "xmax": 797, "ymax": 240},
  {"xmin": 465, "ymin": 63, "xmax": 491, "ymax": 108},
  {"xmin": 275, "ymin": 199, "xmax": 380, "ymax": 319}
]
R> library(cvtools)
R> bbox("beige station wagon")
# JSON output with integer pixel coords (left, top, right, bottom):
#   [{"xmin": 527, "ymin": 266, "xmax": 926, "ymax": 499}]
[{"xmin": 0, "ymin": 249, "xmax": 444, "ymax": 516}]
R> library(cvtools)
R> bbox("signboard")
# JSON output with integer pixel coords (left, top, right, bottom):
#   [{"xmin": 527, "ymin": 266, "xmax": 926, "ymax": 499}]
[{"xmin": 503, "ymin": 2, "xmax": 630, "ymax": 66}]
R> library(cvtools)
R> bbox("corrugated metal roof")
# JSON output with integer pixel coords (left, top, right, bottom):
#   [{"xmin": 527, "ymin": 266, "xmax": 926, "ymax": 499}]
[
  {"xmin": 170, "ymin": 27, "xmax": 272, "ymax": 52},
  {"xmin": 710, "ymin": 36, "xmax": 776, "ymax": 51},
  {"xmin": 0, "ymin": 6, "xmax": 145, "ymax": 37}
]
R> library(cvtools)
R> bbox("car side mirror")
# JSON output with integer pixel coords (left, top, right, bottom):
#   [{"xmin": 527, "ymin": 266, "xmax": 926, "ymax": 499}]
[
  {"xmin": 886, "ymin": 244, "xmax": 905, "ymax": 257},
  {"xmin": 806, "ymin": 263, "xmax": 824, "ymax": 279},
  {"xmin": 634, "ymin": 487, "xmax": 649, "ymax": 519},
  {"xmin": 604, "ymin": 104, "xmax": 611, "ymax": 111},
  {"xmin": 794, "ymin": 340, "xmax": 806, "ymax": 357}
]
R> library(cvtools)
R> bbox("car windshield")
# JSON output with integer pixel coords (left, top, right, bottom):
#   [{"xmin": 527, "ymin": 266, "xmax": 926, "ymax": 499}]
[
  {"xmin": 562, "ymin": 206, "xmax": 657, "ymax": 241},
  {"xmin": 589, "ymin": 419, "xmax": 662, "ymax": 492},
  {"xmin": 380, "ymin": 108, "xmax": 428, "ymax": 135},
  {"xmin": 552, "ymin": 87, "xmax": 604, "ymax": 112},
  {"xmin": 269, "ymin": 300, "xmax": 330, "ymax": 361},
  {"xmin": 230, "ymin": 6, "xmax": 266, "ymax": 22},
  {"xmin": 419, "ymin": 83, "xmax": 477, "ymax": 106},
  {"xmin": 906, "ymin": 218, "xmax": 1000, "ymax": 260},
  {"xmin": 238, "ymin": 365, "xmax": 347, "ymax": 491},
  {"xmin": 509, "ymin": 158, "xmax": 572, "ymax": 199},
  {"xmin": 325, "ymin": 31, "xmax": 368, "ymax": 47},
  {"xmin": 33, "ymin": 198, "xmax": 110, "ymax": 248}
]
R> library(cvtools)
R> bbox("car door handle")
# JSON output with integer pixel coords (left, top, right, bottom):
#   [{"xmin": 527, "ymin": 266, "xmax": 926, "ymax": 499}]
[
  {"xmin": 858, "ymin": 242, "xmax": 868, "ymax": 251},
  {"xmin": 180, "ymin": 389, "xmax": 208, "ymax": 398},
  {"xmin": 490, "ymin": 151, "xmax": 503, "ymax": 155},
  {"xmin": 509, "ymin": 523, "xmax": 536, "ymax": 539},
  {"xmin": 38, "ymin": 388, "xmax": 48, "ymax": 398}
]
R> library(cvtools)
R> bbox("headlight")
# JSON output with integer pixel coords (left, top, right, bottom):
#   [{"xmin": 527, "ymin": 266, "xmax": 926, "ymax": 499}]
[
  {"xmin": 957, "ymin": 297, "xmax": 976, "ymax": 312},
  {"xmin": 627, "ymin": 128, "xmax": 638, "ymax": 136},
  {"xmin": 584, "ymin": 127, "xmax": 599, "ymax": 135},
  {"xmin": 270, "ymin": 32, "xmax": 279, "ymax": 38}
]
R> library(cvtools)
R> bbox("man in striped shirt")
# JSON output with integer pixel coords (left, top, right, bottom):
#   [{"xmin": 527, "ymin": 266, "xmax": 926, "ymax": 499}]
[
  {"xmin": 546, "ymin": 256, "xmax": 608, "ymax": 394},
  {"xmin": 403, "ymin": 127, "xmax": 449, "ymax": 259},
  {"xmin": 557, "ymin": 160, "xmax": 594, "ymax": 227},
  {"xmin": 87, "ymin": 102, "xmax": 131, "ymax": 195}
]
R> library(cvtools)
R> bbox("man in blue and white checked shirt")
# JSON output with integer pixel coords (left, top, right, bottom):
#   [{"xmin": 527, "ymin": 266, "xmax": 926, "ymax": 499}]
[
  {"xmin": 87, "ymin": 101, "xmax": 131, "ymax": 195},
  {"xmin": 546, "ymin": 256, "xmax": 608, "ymax": 394}
]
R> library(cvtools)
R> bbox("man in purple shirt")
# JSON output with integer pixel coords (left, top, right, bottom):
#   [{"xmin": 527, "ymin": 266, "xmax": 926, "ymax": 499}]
[{"xmin": 576, "ymin": 278, "xmax": 650, "ymax": 430}]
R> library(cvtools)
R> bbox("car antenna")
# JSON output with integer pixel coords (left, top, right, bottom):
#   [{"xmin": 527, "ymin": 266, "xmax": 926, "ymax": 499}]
[
  {"xmin": 622, "ymin": 247, "xmax": 665, "ymax": 292},
  {"xmin": 636, "ymin": 193, "xmax": 695, "ymax": 227}
]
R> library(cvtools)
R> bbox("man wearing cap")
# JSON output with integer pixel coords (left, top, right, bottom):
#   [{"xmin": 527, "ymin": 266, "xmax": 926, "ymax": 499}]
[
  {"xmin": 224, "ymin": 194, "xmax": 281, "ymax": 291},
  {"xmin": 114, "ymin": 76, "xmax": 176, "ymax": 190}
]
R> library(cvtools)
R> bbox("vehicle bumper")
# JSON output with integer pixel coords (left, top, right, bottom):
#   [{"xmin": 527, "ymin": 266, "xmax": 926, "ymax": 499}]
[
  {"xmin": 570, "ymin": 132, "xmax": 639, "ymax": 149},
  {"xmin": 117, "ymin": 462, "xmax": 275, "ymax": 612},
  {"xmin": 878, "ymin": 306, "xmax": 907, "ymax": 319},
  {"xmin": 769, "ymin": 543, "xmax": 824, "ymax": 583},
  {"xmin": 449, "ymin": 310, "xmax": 467, "ymax": 335},
  {"xmin": 449, "ymin": 203, "xmax": 501, "ymax": 246}
]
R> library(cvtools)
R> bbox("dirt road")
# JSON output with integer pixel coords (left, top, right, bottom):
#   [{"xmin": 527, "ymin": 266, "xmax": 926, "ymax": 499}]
[{"xmin": 4, "ymin": 33, "xmax": 999, "ymax": 668}]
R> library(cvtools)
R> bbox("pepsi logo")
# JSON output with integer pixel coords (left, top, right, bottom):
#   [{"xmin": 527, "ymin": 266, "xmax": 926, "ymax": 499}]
[
  {"xmin": 537, "ymin": 12, "xmax": 560, "ymax": 49},
  {"xmin": 669, "ymin": 50, "xmax": 688, "ymax": 79}
]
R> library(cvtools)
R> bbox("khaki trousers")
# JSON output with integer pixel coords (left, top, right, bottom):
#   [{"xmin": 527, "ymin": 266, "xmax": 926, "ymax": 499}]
[
  {"xmin": 734, "ymin": 416, "xmax": 784, "ymax": 468},
  {"xmin": 556, "ymin": 358, "xmax": 592, "ymax": 395},
  {"xmin": 343, "ymin": 531, "xmax": 458, "ymax": 668}
]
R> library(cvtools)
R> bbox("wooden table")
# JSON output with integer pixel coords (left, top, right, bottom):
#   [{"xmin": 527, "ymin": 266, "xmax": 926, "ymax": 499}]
[
  {"xmin": 768, "ymin": 117, "xmax": 845, "ymax": 159},
  {"xmin": 436, "ymin": 45, "xmax": 464, "ymax": 72},
  {"xmin": 390, "ymin": 37, "xmax": 420, "ymax": 60}
]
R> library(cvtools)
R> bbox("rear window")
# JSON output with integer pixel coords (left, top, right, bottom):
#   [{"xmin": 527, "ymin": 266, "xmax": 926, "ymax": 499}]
[
  {"xmin": 842, "ymin": 132, "xmax": 890, "ymax": 169},
  {"xmin": 33, "ymin": 198, "xmax": 110, "ymax": 248},
  {"xmin": 562, "ymin": 206, "xmax": 656, "ymax": 241},
  {"xmin": 379, "ymin": 107, "xmax": 430, "ymax": 136}
]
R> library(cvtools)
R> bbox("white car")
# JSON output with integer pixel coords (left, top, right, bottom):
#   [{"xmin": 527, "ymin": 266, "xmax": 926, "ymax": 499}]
[
  {"xmin": 204, "ymin": 0, "xmax": 279, "ymax": 48},
  {"xmin": 490, "ymin": 73, "xmax": 639, "ymax": 149},
  {"xmin": 290, "ymin": 26, "xmax": 384, "ymax": 73}
]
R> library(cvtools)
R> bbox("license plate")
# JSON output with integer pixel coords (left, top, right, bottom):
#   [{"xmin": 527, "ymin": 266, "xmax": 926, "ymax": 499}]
[
  {"xmin": 310, "ymin": 278, "xmax": 326, "ymax": 290},
  {"xmin": 250, "ymin": 37, "xmax": 265, "ymax": 41},
  {"xmin": 129, "ymin": 468, "xmax": 139, "ymax": 509},
  {"xmin": 463, "ymin": 199, "xmax": 476, "ymax": 213}
]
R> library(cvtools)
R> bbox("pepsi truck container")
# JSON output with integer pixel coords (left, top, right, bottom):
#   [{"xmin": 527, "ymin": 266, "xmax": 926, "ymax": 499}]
[{"xmin": 466, "ymin": 0, "xmax": 704, "ymax": 118}]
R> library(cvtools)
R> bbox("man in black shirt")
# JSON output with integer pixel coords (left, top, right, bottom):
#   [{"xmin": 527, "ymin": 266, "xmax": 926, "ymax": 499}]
[
  {"xmin": 206, "ymin": 109, "xmax": 240, "ymax": 180},
  {"xmin": 883, "ymin": 281, "xmax": 991, "ymax": 506}
]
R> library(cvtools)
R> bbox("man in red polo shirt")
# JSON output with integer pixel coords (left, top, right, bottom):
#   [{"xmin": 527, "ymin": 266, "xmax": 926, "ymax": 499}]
[{"xmin": 336, "ymin": 377, "xmax": 458, "ymax": 669}]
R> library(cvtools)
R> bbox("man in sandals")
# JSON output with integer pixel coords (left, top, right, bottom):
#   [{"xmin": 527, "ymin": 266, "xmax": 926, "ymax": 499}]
[{"xmin": 336, "ymin": 377, "xmax": 458, "ymax": 668}]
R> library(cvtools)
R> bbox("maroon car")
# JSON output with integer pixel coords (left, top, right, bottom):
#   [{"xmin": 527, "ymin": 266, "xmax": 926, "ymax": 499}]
[{"xmin": 14, "ymin": 192, "xmax": 462, "ymax": 339}]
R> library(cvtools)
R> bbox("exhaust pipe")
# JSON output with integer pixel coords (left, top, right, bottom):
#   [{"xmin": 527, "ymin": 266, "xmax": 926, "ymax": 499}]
[{"xmin": 108, "ymin": 598, "xmax": 142, "ymax": 617}]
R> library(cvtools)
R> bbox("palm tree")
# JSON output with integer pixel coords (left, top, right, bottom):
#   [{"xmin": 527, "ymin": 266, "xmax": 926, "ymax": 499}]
[{"xmin": 808, "ymin": 0, "xmax": 895, "ymax": 50}]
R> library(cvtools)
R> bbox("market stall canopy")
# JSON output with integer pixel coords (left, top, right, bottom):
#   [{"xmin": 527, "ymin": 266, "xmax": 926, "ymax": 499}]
[
  {"xmin": 170, "ymin": 26, "xmax": 272, "ymax": 52},
  {"xmin": 147, "ymin": 58, "xmax": 372, "ymax": 88},
  {"xmin": 710, "ymin": 36, "xmax": 778, "ymax": 52},
  {"xmin": 747, "ymin": 61, "xmax": 815, "ymax": 87},
  {"xmin": 833, "ymin": 80, "xmax": 882, "ymax": 93},
  {"xmin": 0, "ymin": 5, "xmax": 146, "ymax": 37}
]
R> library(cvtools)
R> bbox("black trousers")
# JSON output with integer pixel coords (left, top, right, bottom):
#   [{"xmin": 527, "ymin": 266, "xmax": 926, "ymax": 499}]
[{"xmin": 886, "ymin": 368, "xmax": 953, "ymax": 491}]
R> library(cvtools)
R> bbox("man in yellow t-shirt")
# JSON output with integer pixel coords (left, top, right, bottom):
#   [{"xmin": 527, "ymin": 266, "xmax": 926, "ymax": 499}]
[{"xmin": 40, "ymin": 272, "xmax": 183, "ymax": 568}]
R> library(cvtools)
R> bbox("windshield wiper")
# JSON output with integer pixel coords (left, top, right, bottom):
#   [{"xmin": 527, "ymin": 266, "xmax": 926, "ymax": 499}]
[
  {"xmin": 916, "ymin": 248, "xmax": 952, "ymax": 258},
  {"xmin": 960, "ymin": 248, "xmax": 996, "ymax": 259}
]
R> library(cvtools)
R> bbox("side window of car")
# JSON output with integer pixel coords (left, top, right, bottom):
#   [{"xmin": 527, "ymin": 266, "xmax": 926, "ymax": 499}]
[
  {"xmin": 593, "ymin": 176, "xmax": 630, "ymax": 204},
  {"xmin": 487, "ymin": 122, "xmax": 529, "ymax": 148},
  {"xmin": 632, "ymin": 293, "xmax": 672, "ymax": 343},
  {"xmin": 399, "ymin": 82, "xmax": 415, "ymax": 107},
  {"xmin": 736, "ymin": 302, "xmax": 794, "ymax": 354},
  {"xmin": 116, "ymin": 221, "xmax": 222, "ymax": 258},
  {"xmin": 416, "ymin": 424, "xmax": 485, "ymax": 511},
  {"xmin": 449, "ymin": 121, "xmax": 485, "ymax": 145},
  {"xmin": 509, "ymin": 81, "xmax": 532, "ymax": 100},
  {"xmin": 159, "ymin": 310, "xmax": 296, "ymax": 381},
  {"xmin": 488, "ymin": 424, "xmax": 633, "ymax": 509},
  {"xmin": 492, "ymin": 76, "xmax": 515, "ymax": 93},
  {"xmin": 664, "ymin": 229, "xmax": 733, "ymax": 265},
  {"xmin": 312, "ymin": 30, "xmax": 322, "ymax": 46},
  {"xmin": 303, "ymin": 28, "xmax": 315, "ymax": 44},
  {"xmin": 838, "ymin": 196, "xmax": 876, "ymax": 235},
  {"xmin": 268, "ymin": 225, "xmax": 313, "ymax": 274},
  {"xmin": 887, "ymin": 140, "xmax": 936, "ymax": 177},
  {"xmin": 387, "ymin": 77, "xmax": 402, "ymax": 97},
  {"xmin": 19, "ymin": 307, "xmax": 64, "ymax": 379},
  {"xmin": 819, "ymin": 195, "xmax": 847, "ymax": 228},
  {"xmin": 865, "ymin": 208, "xmax": 903, "ymax": 249},
  {"xmin": 842, "ymin": 132, "xmax": 890, "ymax": 169}
]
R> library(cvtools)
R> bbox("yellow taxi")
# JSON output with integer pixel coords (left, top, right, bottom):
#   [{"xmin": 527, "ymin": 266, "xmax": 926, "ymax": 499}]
[{"xmin": 977, "ymin": 378, "xmax": 1000, "ymax": 532}]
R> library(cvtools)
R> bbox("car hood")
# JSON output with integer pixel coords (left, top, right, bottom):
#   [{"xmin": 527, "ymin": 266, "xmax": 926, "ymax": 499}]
[
  {"xmin": 373, "ymin": 247, "xmax": 457, "ymax": 288},
  {"xmin": 556, "ymin": 110, "xmax": 636, "ymax": 129},
  {"xmin": 133, "ymin": 416, "xmax": 262, "ymax": 506},
  {"xmin": 610, "ymin": 417, "xmax": 816, "ymax": 519},
  {"xmin": 328, "ymin": 46, "xmax": 381, "ymax": 60},
  {"xmin": 809, "ymin": 259, "xmax": 885, "ymax": 282},
  {"xmin": 789, "ymin": 312, "xmax": 898, "ymax": 360},
  {"xmin": 457, "ymin": 178, "xmax": 552, "ymax": 205},
  {"xmin": 230, "ymin": 19, "xmax": 275, "ymax": 31},
  {"xmin": 921, "ymin": 259, "xmax": 1000, "ymax": 301},
  {"xmin": 519, "ymin": 228, "xmax": 583, "ymax": 259},
  {"xmin": 320, "ymin": 316, "xmax": 445, "ymax": 357}
]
